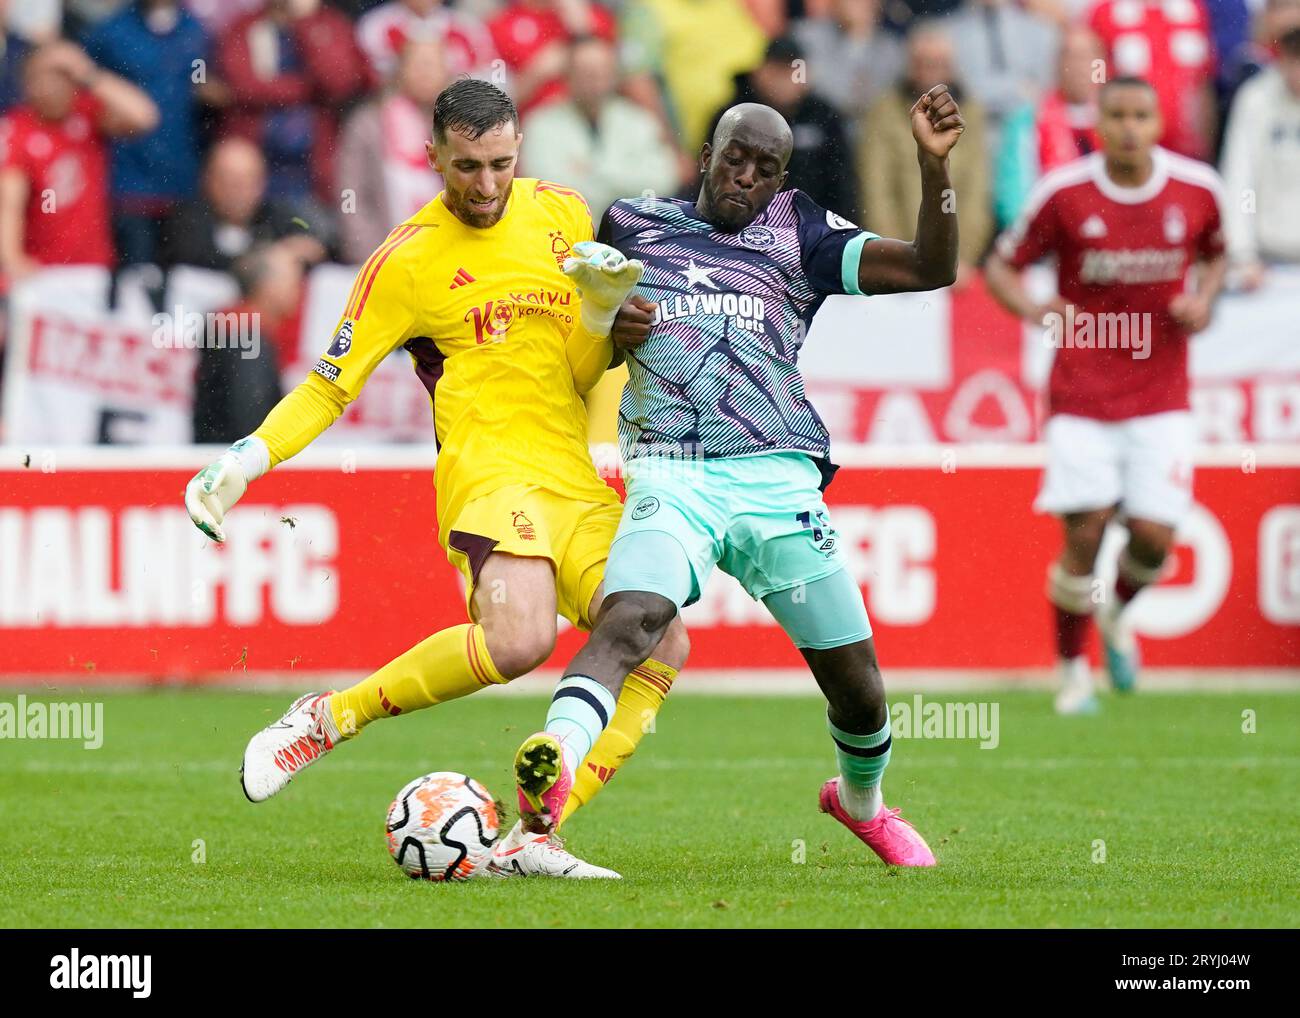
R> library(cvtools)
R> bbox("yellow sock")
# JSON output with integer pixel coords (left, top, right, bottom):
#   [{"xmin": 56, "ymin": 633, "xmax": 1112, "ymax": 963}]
[
  {"xmin": 559, "ymin": 658, "xmax": 678, "ymax": 825},
  {"xmin": 328, "ymin": 623, "xmax": 504, "ymax": 739}
]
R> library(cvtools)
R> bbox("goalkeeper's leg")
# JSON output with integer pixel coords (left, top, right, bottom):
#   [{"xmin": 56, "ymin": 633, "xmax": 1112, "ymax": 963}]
[
  {"xmin": 240, "ymin": 553, "xmax": 686, "ymax": 804},
  {"xmin": 241, "ymin": 553, "xmax": 559, "ymax": 802}
]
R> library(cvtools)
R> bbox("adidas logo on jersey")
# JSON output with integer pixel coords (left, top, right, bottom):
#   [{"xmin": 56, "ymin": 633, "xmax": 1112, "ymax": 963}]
[
  {"xmin": 1080, "ymin": 215, "xmax": 1108, "ymax": 239},
  {"xmin": 449, "ymin": 268, "xmax": 476, "ymax": 289}
]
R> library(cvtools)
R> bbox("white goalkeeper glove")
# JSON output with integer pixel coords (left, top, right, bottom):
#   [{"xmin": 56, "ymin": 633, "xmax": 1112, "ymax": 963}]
[
  {"xmin": 184, "ymin": 436, "xmax": 270, "ymax": 543},
  {"xmin": 563, "ymin": 240, "xmax": 644, "ymax": 336}
]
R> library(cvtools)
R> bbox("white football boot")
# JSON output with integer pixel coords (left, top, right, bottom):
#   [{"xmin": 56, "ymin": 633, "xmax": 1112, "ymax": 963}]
[
  {"xmin": 489, "ymin": 820, "xmax": 621, "ymax": 879},
  {"xmin": 1054, "ymin": 656, "xmax": 1100, "ymax": 715},
  {"xmin": 241, "ymin": 691, "xmax": 338, "ymax": 802}
]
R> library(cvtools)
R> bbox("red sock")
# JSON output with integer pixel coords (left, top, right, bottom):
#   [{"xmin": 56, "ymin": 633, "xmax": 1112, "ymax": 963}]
[
  {"xmin": 1115, "ymin": 572, "xmax": 1142, "ymax": 605},
  {"xmin": 1054, "ymin": 605, "xmax": 1092, "ymax": 660},
  {"xmin": 1116, "ymin": 547, "xmax": 1165, "ymax": 606}
]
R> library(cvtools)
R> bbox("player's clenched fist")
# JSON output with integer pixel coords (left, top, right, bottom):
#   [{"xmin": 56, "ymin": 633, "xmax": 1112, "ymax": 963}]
[
  {"xmin": 563, "ymin": 240, "xmax": 644, "ymax": 336},
  {"xmin": 184, "ymin": 436, "xmax": 269, "ymax": 543},
  {"xmin": 910, "ymin": 84, "xmax": 964, "ymax": 160},
  {"xmin": 612, "ymin": 295, "xmax": 658, "ymax": 351}
]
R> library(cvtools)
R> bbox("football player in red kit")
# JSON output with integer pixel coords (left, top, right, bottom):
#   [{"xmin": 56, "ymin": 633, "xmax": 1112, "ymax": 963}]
[{"xmin": 985, "ymin": 77, "xmax": 1227, "ymax": 714}]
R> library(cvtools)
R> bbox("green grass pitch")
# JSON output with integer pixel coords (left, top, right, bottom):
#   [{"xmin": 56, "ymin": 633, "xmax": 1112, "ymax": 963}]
[{"xmin": 1, "ymin": 688, "xmax": 1297, "ymax": 928}]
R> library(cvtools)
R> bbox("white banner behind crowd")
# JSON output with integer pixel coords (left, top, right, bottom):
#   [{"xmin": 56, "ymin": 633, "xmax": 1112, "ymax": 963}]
[{"xmin": 4, "ymin": 263, "xmax": 1300, "ymax": 446}]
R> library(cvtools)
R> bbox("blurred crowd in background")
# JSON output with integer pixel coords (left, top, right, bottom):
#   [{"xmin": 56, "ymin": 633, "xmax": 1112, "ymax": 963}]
[{"xmin": 0, "ymin": 0, "xmax": 1298, "ymax": 436}]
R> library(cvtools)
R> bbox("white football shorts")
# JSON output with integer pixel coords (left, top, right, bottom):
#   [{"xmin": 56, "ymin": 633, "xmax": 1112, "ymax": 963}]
[{"xmin": 1035, "ymin": 410, "xmax": 1195, "ymax": 527}]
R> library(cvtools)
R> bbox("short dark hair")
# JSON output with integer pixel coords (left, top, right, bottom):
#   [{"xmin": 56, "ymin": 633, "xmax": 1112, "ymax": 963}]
[
  {"xmin": 432, "ymin": 78, "xmax": 518, "ymax": 144},
  {"xmin": 1280, "ymin": 26, "xmax": 1300, "ymax": 58},
  {"xmin": 1100, "ymin": 75, "xmax": 1157, "ymax": 98}
]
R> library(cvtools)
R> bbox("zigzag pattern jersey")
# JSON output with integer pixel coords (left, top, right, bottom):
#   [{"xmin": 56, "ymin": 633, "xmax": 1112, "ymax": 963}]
[{"xmin": 600, "ymin": 190, "xmax": 876, "ymax": 485}]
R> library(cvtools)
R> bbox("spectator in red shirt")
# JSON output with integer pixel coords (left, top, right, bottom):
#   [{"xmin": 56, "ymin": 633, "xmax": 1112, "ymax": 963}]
[
  {"xmin": 994, "ymin": 26, "xmax": 1106, "ymax": 229},
  {"xmin": 489, "ymin": 0, "xmax": 617, "ymax": 115},
  {"xmin": 1087, "ymin": 0, "xmax": 1216, "ymax": 159},
  {"xmin": 0, "ymin": 40, "xmax": 157, "ymax": 280},
  {"xmin": 336, "ymin": 38, "xmax": 448, "ymax": 263},
  {"xmin": 356, "ymin": 0, "xmax": 497, "ymax": 83},
  {"xmin": 218, "ymin": 0, "xmax": 373, "ymax": 209},
  {"xmin": 1037, "ymin": 25, "xmax": 1106, "ymax": 174}
]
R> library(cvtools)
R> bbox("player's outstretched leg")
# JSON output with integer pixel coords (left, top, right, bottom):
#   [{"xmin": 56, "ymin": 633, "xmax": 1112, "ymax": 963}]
[
  {"xmin": 809, "ymin": 643, "xmax": 935, "ymax": 867},
  {"xmin": 1095, "ymin": 517, "xmax": 1171, "ymax": 693},
  {"xmin": 241, "ymin": 691, "xmax": 338, "ymax": 802},
  {"xmin": 559, "ymin": 658, "xmax": 678, "ymax": 824},
  {"xmin": 499, "ymin": 655, "xmax": 683, "ymax": 877},
  {"xmin": 240, "ymin": 620, "xmax": 509, "ymax": 802},
  {"xmin": 762, "ymin": 572, "xmax": 935, "ymax": 867},
  {"xmin": 513, "ymin": 591, "xmax": 680, "ymax": 828},
  {"xmin": 242, "ymin": 555, "xmax": 555, "ymax": 803},
  {"xmin": 812, "ymin": 656, "xmax": 935, "ymax": 866}
]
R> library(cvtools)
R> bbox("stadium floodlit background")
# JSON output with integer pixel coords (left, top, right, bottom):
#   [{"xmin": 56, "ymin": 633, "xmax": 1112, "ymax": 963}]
[{"xmin": 0, "ymin": 0, "xmax": 1297, "ymax": 930}]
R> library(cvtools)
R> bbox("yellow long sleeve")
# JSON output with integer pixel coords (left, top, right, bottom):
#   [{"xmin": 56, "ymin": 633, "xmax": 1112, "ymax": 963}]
[
  {"xmin": 252, "ymin": 371, "xmax": 351, "ymax": 468},
  {"xmin": 566, "ymin": 319, "xmax": 614, "ymax": 395}
]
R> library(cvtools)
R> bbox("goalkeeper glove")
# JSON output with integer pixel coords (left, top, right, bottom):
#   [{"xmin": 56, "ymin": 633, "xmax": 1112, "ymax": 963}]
[
  {"xmin": 184, "ymin": 436, "xmax": 270, "ymax": 543},
  {"xmin": 563, "ymin": 240, "xmax": 644, "ymax": 336}
]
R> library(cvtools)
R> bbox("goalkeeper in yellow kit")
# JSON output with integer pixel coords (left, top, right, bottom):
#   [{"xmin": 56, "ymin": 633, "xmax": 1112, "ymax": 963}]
[{"xmin": 184, "ymin": 80, "xmax": 688, "ymax": 878}]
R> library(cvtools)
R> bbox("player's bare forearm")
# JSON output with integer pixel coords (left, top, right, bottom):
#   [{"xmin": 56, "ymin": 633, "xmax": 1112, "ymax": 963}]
[
  {"xmin": 87, "ymin": 68, "xmax": 159, "ymax": 137},
  {"xmin": 855, "ymin": 156, "xmax": 958, "ymax": 294},
  {"xmin": 912, "ymin": 152, "xmax": 959, "ymax": 287},
  {"xmin": 985, "ymin": 253, "xmax": 1066, "ymax": 325},
  {"xmin": 1195, "ymin": 254, "xmax": 1228, "ymax": 304},
  {"xmin": 856, "ymin": 85, "xmax": 963, "ymax": 294},
  {"xmin": 984, "ymin": 253, "xmax": 1037, "ymax": 320},
  {"xmin": 1170, "ymin": 253, "xmax": 1228, "ymax": 333}
]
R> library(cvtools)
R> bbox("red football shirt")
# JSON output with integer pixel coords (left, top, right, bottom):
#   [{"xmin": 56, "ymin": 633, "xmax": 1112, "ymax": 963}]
[
  {"xmin": 0, "ymin": 92, "xmax": 113, "ymax": 268},
  {"xmin": 996, "ymin": 148, "xmax": 1225, "ymax": 422},
  {"xmin": 488, "ymin": 3, "xmax": 617, "ymax": 114},
  {"xmin": 1088, "ymin": 0, "xmax": 1214, "ymax": 159}
]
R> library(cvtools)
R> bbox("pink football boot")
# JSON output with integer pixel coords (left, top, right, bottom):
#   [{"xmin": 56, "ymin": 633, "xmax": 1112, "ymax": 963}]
[
  {"xmin": 819, "ymin": 778, "xmax": 937, "ymax": 867},
  {"xmin": 513, "ymin": 733, "xmax": 574, "ymax": 827}
]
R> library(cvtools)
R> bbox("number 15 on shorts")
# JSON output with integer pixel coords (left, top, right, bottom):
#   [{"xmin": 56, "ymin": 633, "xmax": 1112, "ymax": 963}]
[{"xmin": 798, "ymin": 509, "xmax": 830, "ymax": 543}]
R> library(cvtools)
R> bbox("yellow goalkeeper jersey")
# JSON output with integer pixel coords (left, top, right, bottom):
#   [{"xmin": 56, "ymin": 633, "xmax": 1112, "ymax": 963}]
[{"xmin": 311, "ymin": 178, "xmax": 619, "ymax": 536}]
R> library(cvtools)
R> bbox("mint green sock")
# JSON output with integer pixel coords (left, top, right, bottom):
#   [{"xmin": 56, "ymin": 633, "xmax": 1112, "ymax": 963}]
[
  {"xmin": 828, "ymin": 714, "xmax": 892, "ymax": 820},
  {"xmin": 546, "ymin": 675, "xmax": 615, "ymax": 776}
]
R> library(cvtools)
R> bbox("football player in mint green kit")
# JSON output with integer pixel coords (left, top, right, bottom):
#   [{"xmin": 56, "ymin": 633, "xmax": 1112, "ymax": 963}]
[{"xmin": 512, "ymin": 90, "xmax": 966, "ymax": 867}]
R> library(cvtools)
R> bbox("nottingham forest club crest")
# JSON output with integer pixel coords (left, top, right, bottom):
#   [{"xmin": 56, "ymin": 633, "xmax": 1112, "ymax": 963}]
[
  {"xmin": 549, "ymin": 231, "xmax": 571, "ymax": 269},
  {"xmin": 1163, "ymin": 205, "xmax": 1187, "ymax": 243}
]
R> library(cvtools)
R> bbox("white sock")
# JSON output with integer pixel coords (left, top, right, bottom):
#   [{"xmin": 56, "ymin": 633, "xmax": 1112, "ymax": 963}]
[
  {"xmin": 1062, "ymin": 655, "xmax": 1093, "ymax": 691},
  {"xmin": 544, "ymin": 675, "xmax": 615, "ymax": 775},
  {"xmin": 839, "ymin": 780, "xmax": 883, "ymax": 822}
]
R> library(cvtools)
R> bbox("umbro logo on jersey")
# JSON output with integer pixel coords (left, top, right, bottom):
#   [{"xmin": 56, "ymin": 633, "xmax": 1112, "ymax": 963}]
[
  {"xmin": 1081, "ymin": 215, "xmax": 1108, "ymax": 239},
  {"xmin": 449, "ymin": 268, "xmax": 476, "ymax": 289}
]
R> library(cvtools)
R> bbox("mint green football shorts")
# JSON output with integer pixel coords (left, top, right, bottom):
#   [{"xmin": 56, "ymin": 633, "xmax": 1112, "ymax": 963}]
[{"xmin": 603, "ymin": 451, "xmax": 872, "ymax": 649}]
